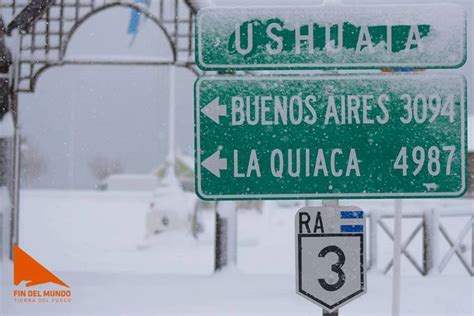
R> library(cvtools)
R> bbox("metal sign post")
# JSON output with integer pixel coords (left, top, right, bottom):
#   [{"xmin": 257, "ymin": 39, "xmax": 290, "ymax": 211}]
[{"xmin": 214, "ymin": 201, "xmax": 237, "ymax": 271}]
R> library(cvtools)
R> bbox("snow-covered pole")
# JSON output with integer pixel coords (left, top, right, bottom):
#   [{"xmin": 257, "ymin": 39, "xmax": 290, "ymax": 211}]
[
  {"xmin": 0, "ymin": 74, "xmax": 13, "ymax": 260},
  {"xmin": 162, "ymin": 65, "xmax": 179, "ymax": 186},
  {"xmin": 10, "ymin": 29, "xmax": 21, "ymax": 259},
  {"xmin": 12, "ymin": 116, "xmax": 20, "ymax": 251},
  {"xmin": 423, "ymin": 208, "xmax": 439, "ymax": 275},
  {"xmin": 391, "ymin": 199, "xmax": 403, "ymax": 316},
  {"xmin": 167, "ymin": 65, "xmax": 176, "ymax": 176},
  {"xmin": 214, "ymin": 201, "xmax": 237, "ymax": 271}
]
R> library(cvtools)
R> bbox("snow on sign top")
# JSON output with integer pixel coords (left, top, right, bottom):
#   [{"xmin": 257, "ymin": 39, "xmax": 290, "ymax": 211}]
[{"xmin": 195, "ymin": 4, "xmax": 466, "ymax": 70}]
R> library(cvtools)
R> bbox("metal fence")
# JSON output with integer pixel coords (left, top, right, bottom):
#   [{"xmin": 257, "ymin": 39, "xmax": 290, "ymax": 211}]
[{"xmin": 367, "ymin": 209, "xmax": 474, "ymax": 276}]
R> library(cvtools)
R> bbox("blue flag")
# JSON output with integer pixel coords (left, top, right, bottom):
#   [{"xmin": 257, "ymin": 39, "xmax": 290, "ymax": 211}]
[{"xmin": 128, "ymin": 0, "xmax": 146, "ymax": 35}]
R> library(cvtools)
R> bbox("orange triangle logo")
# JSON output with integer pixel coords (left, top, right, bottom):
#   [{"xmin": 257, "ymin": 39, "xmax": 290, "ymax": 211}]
[{"xmin": 14, "ymin": 245, "xmax": 69, "ymax": 288}]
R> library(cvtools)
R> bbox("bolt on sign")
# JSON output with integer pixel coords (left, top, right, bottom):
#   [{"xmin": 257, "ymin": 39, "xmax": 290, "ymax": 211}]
[
  {"xmin": 194, "ymin": 74, "xmax": 467, "ymax": 200},
  {"xmin": 295, "ymin": 206, "xmax": 366, "ymax": 312},
  {"xmin": 195, "ymin": 4, "xmax": 466, "ymax": 70}
]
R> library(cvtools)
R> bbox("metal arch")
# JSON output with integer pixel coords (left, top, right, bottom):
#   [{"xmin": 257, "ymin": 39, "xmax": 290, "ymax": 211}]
[
  {"xmin": 27, "ymin": 63, "xmax": 55, "ymax": 92},
  {"xmin": 59, "ymin": 2, "xmax": 177, "ymax": 63},
  {"xmin": 1, "ymin": 0, "xmax": 196, "ymax": 92}
]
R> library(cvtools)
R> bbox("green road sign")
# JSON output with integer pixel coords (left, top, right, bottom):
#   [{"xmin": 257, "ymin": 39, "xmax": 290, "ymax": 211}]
[
  {"xmin": 195, "ymin": 4, "xmax": 466, "ymax": 71},
  {"xmin": 194, "ymin": 74, "xmax": 467, "ymax": 200}
]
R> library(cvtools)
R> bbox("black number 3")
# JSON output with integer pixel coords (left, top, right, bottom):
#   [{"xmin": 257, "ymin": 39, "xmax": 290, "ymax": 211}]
[{"xmin": 318, "ymin": 245, "xmax": 346, "ymax": 291}]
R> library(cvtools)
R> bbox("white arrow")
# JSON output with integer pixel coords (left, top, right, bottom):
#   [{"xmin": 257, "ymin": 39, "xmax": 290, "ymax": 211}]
[
  {"xmin": 201, "ymin": 150, "xmax": 227, "ymax": 177},
  {"xmin": 201, "ymin": 97, "xmax": 227, "ymax": 124}
]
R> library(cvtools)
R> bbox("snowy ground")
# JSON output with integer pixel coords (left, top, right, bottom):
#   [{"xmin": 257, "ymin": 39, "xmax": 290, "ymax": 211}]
[
  {"xmin": 0, "ymin": 189, "xmax": 473, "ymax": 315},
  {"xmin": 1, "ymin": 271, "xmax": 472, "ymax": 316}
]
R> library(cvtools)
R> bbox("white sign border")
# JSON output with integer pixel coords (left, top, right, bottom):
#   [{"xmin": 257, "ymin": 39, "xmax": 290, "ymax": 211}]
[
  {"xmin": 294, "ymin": 206, "xmax": 367, "ymax": 312},
  {"xmin": 195, "ymin": 74, "xmax": 467, "ymax": 200}
]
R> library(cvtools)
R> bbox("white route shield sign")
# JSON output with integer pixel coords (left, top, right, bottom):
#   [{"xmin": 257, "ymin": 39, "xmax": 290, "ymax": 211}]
[{"xmin": 295, "ymin": 206, "xmax": 367, "ymax": 312}]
